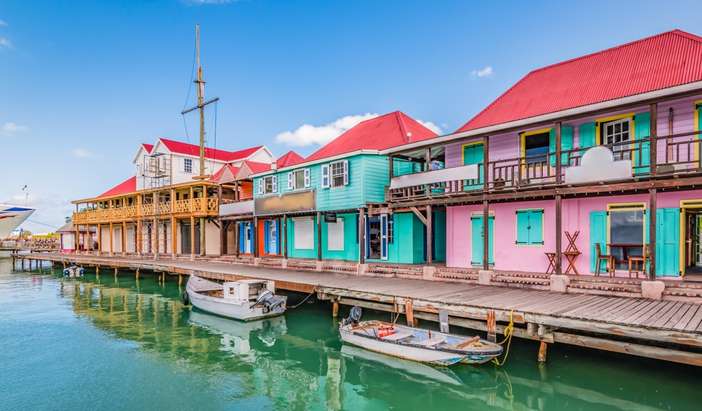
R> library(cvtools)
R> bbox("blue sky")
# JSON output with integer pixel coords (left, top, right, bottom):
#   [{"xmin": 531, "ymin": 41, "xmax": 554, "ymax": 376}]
[{"xmin": 1, "ymin": 0, "xmax": 701, "ymax": 232}]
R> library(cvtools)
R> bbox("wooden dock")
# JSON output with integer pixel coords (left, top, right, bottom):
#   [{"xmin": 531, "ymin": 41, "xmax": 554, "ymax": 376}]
[{"xmin": 13, "ymin": 252, "xmax": 702, "ymax": 367}]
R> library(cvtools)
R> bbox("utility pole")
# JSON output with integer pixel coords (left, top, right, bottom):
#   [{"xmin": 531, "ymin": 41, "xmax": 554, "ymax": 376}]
[{"xmin": 182, "ymin": 24, "xmax": 219, "ymax": 180}]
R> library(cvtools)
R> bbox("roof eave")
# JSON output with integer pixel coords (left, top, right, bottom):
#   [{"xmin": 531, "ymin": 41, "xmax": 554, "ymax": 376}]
[{"xmin": 250, "ymin": 149, "xmax": 382, "ymax": 178}]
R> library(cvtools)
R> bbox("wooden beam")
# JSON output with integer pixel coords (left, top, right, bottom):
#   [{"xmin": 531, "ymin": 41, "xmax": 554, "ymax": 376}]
[
  {"xmin": 483, "ymin": 135, "xmax": 489, "ymax": 191},
  {"xmin": 649, "ymin": 188, "xmax": 657, "ymax": 279},
  {"xmin": 555, "ymin": 121, "xmax": 562, "ymax": 184},
  {"xmin": 409, "ymin": 206, "xmax": 427, "ymax": 226},
  {"xmin": 358, "ymin": 208, "xmax": 365, "ymax": 264},
  {"xmin": 200, "ymin": 217, "xmax": 206, "ymax": 257},
  {"xmin": 190, "ymin": 216, "xmax": 196, "ymax": 258},
  {"xmin": 109, "ymin": 222, "xmax": 113, "ymax": 256},
  {"xmin": 172, "ymin": 217, "xmax": 177, "ymax": 256},
  {"xmin": 650, "ymin": 102, "xmax": 658, "ymax": 176},
  {"xmin": 121, "ymin": 221, "xmax": 127, "ymax": 255},
  {"xmin": 426, "ymin": 204, "xmax": 433, "ymax": 264},
  {"xmin": 283, "ymin": 215, "xmax": 288, "ymax": 259},
  {"xmin": 482, "ymin": 199, "xmax": 489, "ymax": 270},
  {"xmin": 555, "ymin": 194, "xmax": 563, "ymax": 275},
  {"xmin": 316, "ymin": 212, "xmax": 322, "ymax": 261}
]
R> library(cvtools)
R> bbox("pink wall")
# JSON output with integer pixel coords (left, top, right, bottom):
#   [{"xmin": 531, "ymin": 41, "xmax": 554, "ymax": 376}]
[{"xmin": 446, "ymin": 189, "xmax": 702, "ymax": 275}]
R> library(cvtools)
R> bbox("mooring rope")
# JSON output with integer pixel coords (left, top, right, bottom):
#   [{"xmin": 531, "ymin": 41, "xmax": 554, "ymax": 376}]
[
  {"xmin": 492, "ymin": 310, "xmax": 515, "ymax": 366},
  {"xmin": 288, "ymin": 289, "xmax": 316, "ymax": 309}
]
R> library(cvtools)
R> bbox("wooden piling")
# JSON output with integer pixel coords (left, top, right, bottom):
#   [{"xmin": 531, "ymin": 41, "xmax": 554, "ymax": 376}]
[
  {"xmin": 538, "ymin": 341, "xmax": 548, "ymax": 363},
  {"xmin": 405, "ymin": 299, "xmax": 415, "ymax": 326},
  {"xmin": 178, "ymin": 274, "xmax": 183, "ymax": 286},
  {"xmin": 487, "ymin": 310, "xmax": 497, "ymax": 343},
  {"xmin": 135, "ymin": 268, "xmax": 140, "ymax": 280},
  {"xmin": 332, "ymin": 301, "xmax": 339, "ymax": 318}
]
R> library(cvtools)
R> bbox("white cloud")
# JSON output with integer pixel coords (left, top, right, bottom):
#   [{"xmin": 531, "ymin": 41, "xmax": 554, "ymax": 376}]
[
  {"xmin": 1, "ymin": 122, "xmax": 29, "ymax": 136},
  {"xmin": 276, "ymin": 113, "xmax": 443, "ymax": 147},
  {"xmin": 0, "ymin": 37, "xmax": 12, "ymax": 49},
  {"xmin": 72, "ymin": 148, "xmax": 94, "ymax": 158},
  {"xmin": 471, "ymin": 66, "xmax": 494, "ymax": 79},
  {"xmin": 276, "ymin": 113, "xmax": 379, "ymax": 147}
]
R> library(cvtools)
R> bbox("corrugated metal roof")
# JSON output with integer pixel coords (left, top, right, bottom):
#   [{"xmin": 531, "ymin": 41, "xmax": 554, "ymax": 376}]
[{"xmin": 458, "ymin": 30, "xmax": 702, "ymax": 132}]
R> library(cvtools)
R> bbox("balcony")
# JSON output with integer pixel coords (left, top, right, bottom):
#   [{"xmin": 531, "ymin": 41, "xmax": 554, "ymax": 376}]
[
  {"xmin": 387, "ymin": 131, "xmax": 702, "ymax": 203},
  {"xmin": 72, "ymin": 197, "xmax": 219, "ymax": 224}
]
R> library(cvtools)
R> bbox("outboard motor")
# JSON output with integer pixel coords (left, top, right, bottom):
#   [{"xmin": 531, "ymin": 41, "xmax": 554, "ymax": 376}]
[
  {"xmin": 342, "ymin": 306, "xmax": 362, "ymax": 327},
  {"xmin": 253, "ymin": 289, "xmax": 286, "ymax": 313}
]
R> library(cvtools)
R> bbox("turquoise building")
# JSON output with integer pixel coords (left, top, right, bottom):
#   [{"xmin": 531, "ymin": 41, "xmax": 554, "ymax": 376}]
[{"xmin": 252, "ymin": 111, "xmax": 445, "ymax": 264}]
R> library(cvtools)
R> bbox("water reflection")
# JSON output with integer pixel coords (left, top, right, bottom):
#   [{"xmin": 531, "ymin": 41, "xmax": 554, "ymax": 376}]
[{"xmin": 53, "ymin": 272, "xmax": 697, "ymax": 411}]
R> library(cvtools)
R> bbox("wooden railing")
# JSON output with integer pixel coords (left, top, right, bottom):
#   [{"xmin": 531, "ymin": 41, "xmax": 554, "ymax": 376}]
[
  {"xmin": 388, "ymin": 131, "xmax": 702, "ymax": 202},
  {"xmin": 73, "ymin": 197, "xmax": 219, "ymax": 224}
]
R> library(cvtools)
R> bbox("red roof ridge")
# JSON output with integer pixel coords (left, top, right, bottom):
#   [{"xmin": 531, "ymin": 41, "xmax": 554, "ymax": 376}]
[{"xmin": 393, "ymin": 111, "xmax": 410, "ymax": 143}]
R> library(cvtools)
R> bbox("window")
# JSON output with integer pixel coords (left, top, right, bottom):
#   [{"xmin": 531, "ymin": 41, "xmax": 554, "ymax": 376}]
[
  {"xmin": 515, "ymin": 209, "xmax": 544, "ymax": 245},
  {"xmin": 523, "ymin": 132, "xmax": 550, "ymax": 165},
  {"xmin": 260, "ymin": 175, "xmax": 277, "ymax": 194},
  {"xmin": 327, "ymin": 219, "xmax": 344, "ymax": 251},
  {"xmin": 602, "ymin": 118, "xmax": 632, "ymax": 158},
  {"xmin": 287, "ymin": 169, "xmax": 310, "ymax": 190},
  {"xmin": 293, "ymin": 217, "xmax": 314, "ymax": 250},
  {"xmin": 608, "ymin": 204, "xmax": 645, "ymax": 268},
  {"xmin": 184, "ymin": 158, "xmax": 193, "ymax": 174},
  {"xmin": 322, "ymin": 160, "xmax": 348, "ymax": 188}
]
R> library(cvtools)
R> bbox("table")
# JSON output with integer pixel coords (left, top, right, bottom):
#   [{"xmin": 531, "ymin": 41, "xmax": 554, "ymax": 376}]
[
  {"xmin": 564, "ymin": 251, "xmax": 581, "ymax": 275},
  {"xmin": 607, "ymin": 243, "xmax": 644, "ymax": 267}
]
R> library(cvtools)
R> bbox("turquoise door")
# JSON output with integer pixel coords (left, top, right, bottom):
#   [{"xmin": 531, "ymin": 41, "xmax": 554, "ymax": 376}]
[
  {"xmin": 471, "ymin": 215, "xmax": 494, "ymax": 266},
  {"xmin": 634, "ymin": 112, "xmax": 651, "ymax": 174},
  {"xmin": 589, "ymin": 211, "xmax": 607, "ymax": 273},
  {"xmin": 463, "ymin": 144, "xmax": 484, "ymax": 191},
  {"xmin": 656, "ymin": 208, "xmax": 680, "ymax": 276}
]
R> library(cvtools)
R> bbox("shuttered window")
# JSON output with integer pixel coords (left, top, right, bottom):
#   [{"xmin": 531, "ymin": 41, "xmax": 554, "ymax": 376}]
[{"xmin": 515, "ymin": 209, "xmax": 544, "ymax": 245}]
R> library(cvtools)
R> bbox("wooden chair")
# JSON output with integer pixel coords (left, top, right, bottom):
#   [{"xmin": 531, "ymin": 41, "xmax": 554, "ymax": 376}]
[
  {"xmin": 595, "ymin": 243, "xmax": 615, "ymax": 277},
  {"xmin": 628, "ymin": 244, "xmax": 648, "ymax": 279}
]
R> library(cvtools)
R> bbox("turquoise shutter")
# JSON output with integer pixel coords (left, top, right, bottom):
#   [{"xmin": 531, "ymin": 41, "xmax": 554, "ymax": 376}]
[
  {"xmin": 239, "ymin": 222, "xmax": 246, "ymax": 253},
  {"xmin": 549, "ymin": 129, "xmax": 556, "ymax": 167},
  {"xmin": 634, "ymin": 112, "xmax": 651, "ymax": 174},
  {"xmin": 516, "ymin": 211, "xmax": 529, "ymax": 244},
  {"xmin": 656, "ymin": 208, "xmax": 680, "ymax": 276},
  {"xmin": 589, "ymin": 211, "xmax": 607, "ymax": 273},
  {"xmin": 263, "ymin": 220, "xmax": 270, "ymax": 254},
  {"xmin": 530, "ymin": 210, "xmax": 544, "ymax": 244},
  {"xmin": 561, "ymin": 126, "xmax": 573, "ymax": 166},
  {"xmin": 579, "ymin": 122, "xmax": 596, "ymax": 153}
]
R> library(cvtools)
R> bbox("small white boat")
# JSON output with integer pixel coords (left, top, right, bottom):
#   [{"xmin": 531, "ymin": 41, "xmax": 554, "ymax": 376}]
[
  {"xmin": 339, "ymin": 307, "xmax": 502, "ymax": 366},
  {"xmin": 184, "ymin": 276, "xmax": 287, "ymax": 321},
  {"xmin": 62, "ymin": 265, "xmax": 85, "ymax": 278}
]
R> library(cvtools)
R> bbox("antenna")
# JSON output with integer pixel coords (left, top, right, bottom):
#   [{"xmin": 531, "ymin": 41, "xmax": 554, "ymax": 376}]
[{"xmin": 181, "ymin": 24, "xmax": 219, "ymax": 180}]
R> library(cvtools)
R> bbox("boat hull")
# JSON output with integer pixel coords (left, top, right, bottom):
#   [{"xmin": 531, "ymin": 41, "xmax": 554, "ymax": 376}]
[
  {"xmin": 186, "ymin": 278, "xmax": 286, "ymax": 322},
  {"xmin": 0, "ymin": 205, "xmax": 35, "ymax": 239},
  {"xmin": 340, "ymin": 327, "xmax": 466, "ymax": 366}
]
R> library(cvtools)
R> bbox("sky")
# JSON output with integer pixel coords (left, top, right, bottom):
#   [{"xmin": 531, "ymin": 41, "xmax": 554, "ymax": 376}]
[{"xmin": 1, "ymin": 0, "xmax": 701, "ymax": 233}]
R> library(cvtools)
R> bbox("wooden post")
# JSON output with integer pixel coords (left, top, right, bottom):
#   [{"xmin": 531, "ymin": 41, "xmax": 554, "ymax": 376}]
[
  {"xmin": 97, "ymin": 224, "xmax": 102, "ymax": 255},
  {"xmin": 482, "ymin": 199, "xmax": 489, "ymax": 270},
  {"xmin": 649, "ymin": 188, "xmax": 657, "ymax": 280},
  {"xmin": 109, "ymin": 222, "xmax": 114, "ymax": 256},
  {"xmin": 426, "ymin": 204, "xmax": 433, "ymax": 264},
  {"xmin": 555, "ymin": 121, "xmax": 562, "ymax": 184},
  {"xmin": 171, "ymin": 217, "xmax": 177, "ymax": 256},
  {"xmin": 96, "ymin": 265, "xmax": 100, "ymax": 278},
  {"xmin": 220, "ymin": 220, "xmax": 227, "ymax": 256},
  {"xmin": 332, "ymin": 301, "xmax": 339, "ymax": 318},
  {"xmin": 486, "ymin": 310, "xmax": 496, "ymax": 343},
  {"xmin": 234, "ymin": 221, "xmax": 240, "ymax": 257},
  {"xmin": 483, "ymin": 135, "xmax": 489, "ymax": 191},
  {"xmin": 405, "ymin": 299, "xmax": 415, "ymax": 326},
  {"xmin": 555, "ymin": 194, "xmax": 563, "ymax": 275},
  {"xmin": 538, "ymin": 341, "xmax": 548, "ymax": 363},
  {"xmin": 136, "ymin": 194, "xmax": 142, "ymax": 256},
  {"xmin": 190, "ymin": 216, "xmax": 196, "ymax": 259},
  {"xmin": 200, "ymin": 217, "xmax": 207, "ymax": 257},
  {"xmin": 114, "ymin": 267, "xmax": 118, "ymax": 277},
  {"xmin": 650, "ymin": 102, "xmax": 658, "ymax": 176},
  {"xmin": 252, "ymin": 218, "xmax": 259, "ymax": 258},
  {"xmin": 121, "ymin": 221, "xmax": 127, "ymax": 255},
  {"xmin": 135, "ymin": 268, "xmax": 140, "ymax": 280},
  {"xmin": 358, "ymin": 208, "xmax": 366, "ymax": 264},
  {"xmin": 152, "ymin": 192, "xmax": 159, "ymax": 259},
  {"xmin": 316, "ymin": 212, "xmax": 323, "ymax": 261},
  {"xmin": 283, "ymin": 215, "xmax": 288, "ymax": 259},
  {"xmin": 388, "ymin": 155, "xmax": 394, "ymax": 179}
]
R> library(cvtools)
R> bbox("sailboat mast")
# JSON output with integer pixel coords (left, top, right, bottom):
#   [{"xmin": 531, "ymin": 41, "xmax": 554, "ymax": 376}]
[{"xmin": 195, "ymin": 24, "xmax": 206, "ymax": 179}]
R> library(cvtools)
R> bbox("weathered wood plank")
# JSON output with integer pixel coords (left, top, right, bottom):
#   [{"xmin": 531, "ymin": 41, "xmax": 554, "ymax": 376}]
[{"xmin": 673, "ymin": 304, "xmax": 700, "ymax": 330}]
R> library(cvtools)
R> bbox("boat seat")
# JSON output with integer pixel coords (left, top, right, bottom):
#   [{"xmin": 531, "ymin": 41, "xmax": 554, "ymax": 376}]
[
  {"xmin": 417, "ymin": 335, "xmax": 446, "ymax": 347},
  {"xmin": 380, "ymin": 330, "xmax": 413, "ymax": 341}
]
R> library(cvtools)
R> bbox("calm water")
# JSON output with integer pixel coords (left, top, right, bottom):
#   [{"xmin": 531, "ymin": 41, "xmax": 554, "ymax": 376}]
[{"xmin": 1, "ymin": 258, "xmax": 700, "ymax": 411}]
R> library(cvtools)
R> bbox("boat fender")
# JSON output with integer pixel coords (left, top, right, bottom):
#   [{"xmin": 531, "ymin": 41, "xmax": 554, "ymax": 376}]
[
  {"xmin": 181, "ymin": 291, "xmax": 190, "ymax": 305},
  {"xmin": 377, "ymin": 326, "xmax": 395, "ymax": 338},
  {"xmin": 78, "ymin": 268, "xmax": 85, "ymax": 277},
  {"xmin": 62, "ymin": 268, "xmax": 70, "ymax": 277}
]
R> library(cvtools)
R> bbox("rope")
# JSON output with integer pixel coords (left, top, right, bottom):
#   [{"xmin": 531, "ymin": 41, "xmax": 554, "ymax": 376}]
[
  {"xmin": 492, "ymin": 310, "xmax": 515, "ymax": 366},
  {"xmin": 288, "ymin": 289, "xmax": 315, "ymax": 309},
  {"xmin": 181, "ymin": 34, "xmax": 197, "ymax": 144}
]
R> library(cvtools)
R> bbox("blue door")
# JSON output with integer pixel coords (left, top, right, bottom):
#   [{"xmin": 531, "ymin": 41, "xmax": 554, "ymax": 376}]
[
  {"xmin": 463, "ymin": 143, "xmax": 484, "ymax": 191},
  {"xmin": 471, "ymin": 215, "xmax": 494, "ymax": 266}
]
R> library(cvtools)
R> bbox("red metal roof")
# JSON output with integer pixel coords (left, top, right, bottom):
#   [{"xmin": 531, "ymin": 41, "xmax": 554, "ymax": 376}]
[
  {"xmin": 97, "ymin": 176, "xmax": 136, "ymax": 198},
  {"xmin": 210, "ymin": 164, "xmax": 241, "ymax": 183},
  {"xmin": 159, "ymin": 138, "xmax": 262, "ymax": 162},
  {"xmin": 458, "ymin": 30, "xmax": 702, "ymax": 132},
  {"xmin": 142, "ymin": 143, "xmax": 154, "ymax": 154},
  {"xmin": 276, "ymin": 151, "xmax": 305, "ymax": 168},
  {"xmin": 243, "ymin": 160, "xmax": 273, "ymax": 174},
  {"xmin": 305, "ymin": 111, "xmax": 438, "ymax": 162}
]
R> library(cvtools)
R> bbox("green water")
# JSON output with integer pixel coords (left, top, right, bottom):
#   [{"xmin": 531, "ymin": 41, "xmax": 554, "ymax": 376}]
[{"xmin": 1, "ymin": 258, "xmax": 700, "ymax": 411}]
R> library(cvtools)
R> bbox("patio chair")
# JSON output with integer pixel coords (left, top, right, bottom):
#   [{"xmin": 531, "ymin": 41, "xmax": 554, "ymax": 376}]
[
  {"xmin": 627, "ymin": 244, "xmax": 648, "ymax": 279},
  {"xmin": 595, "ymin": 243, "xmax": 615, "ymax": 277}
]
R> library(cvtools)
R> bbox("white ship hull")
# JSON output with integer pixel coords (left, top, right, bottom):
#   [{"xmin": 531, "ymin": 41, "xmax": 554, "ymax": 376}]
[{"xmin": 0, "ymin": 205, "xmax": 35, "ymax": 239}]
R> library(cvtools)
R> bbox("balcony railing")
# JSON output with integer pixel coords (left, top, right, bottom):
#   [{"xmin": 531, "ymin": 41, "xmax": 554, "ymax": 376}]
[
  {"xmin": 388, "ymin": 131, "xmax": 702, "ymax": 202},
  {"xmin": 72, "ymin": 197, "xmax": 219, "ymax": 224}
]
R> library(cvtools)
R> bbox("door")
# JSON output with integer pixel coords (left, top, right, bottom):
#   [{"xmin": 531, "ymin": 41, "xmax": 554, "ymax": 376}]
[
  {"xmin": 238, "ymin": 222, "xmax": 251, "ymax": 254},
  {"xmin": 471, "ymin": 215, "xmax": 494, "ymax": 266},
  {"xmin": 463, "ymin": 143, "xmax": 484, "ymax": 191},
  {"xmin": 380, "ymin": 214, "xmax": 388, "ymax": 260},
  {"xmin": 366, "ymin": 216, "xmax": 383, "ymax": 260}
]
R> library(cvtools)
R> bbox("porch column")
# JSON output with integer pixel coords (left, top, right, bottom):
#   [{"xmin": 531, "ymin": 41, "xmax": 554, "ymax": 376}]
[
  {"xmin": 152, "ymin": 192, "xmax": 159, "ymax": 259},
  {"xmin": 483, "ymin": 135, "xmax": 489, "ymax": 191},
  {"xmin": 190, "ymin": 216, "xmax": 196, "ymax": 259},
  {"xmin": 649, "ymin": 188, "xmax": 657, "ymax": 279},
  {"xmin": 220, "ymin": 220, "xmax": 227, "ymax": 256},
  {"xmin": 75, "ymin": 225, "xmax": 80, "ymax": 253},
  {"xmin": 252, "ymin": 218, "xmax": 259, "ymax": 258},
  {"xmin": 97, "ymin": 224, "xmax": 102, "ymax": 255},
  {"xmin": 200, "ymin": 217, "xmax": 206, "ymax": 257},
  {"xmin": 136, "ymin": 194, "xmax": 142, "ymax": 256},
  {"xmin": 316, "ymin": 212, "xmax": 323, "ymax": 261},
  {"xmin": 482, "ymin": 199, "xmax": 489, "ymax": 271},
  {"xmin": 426, "ymin": 205, "xmax": 433, "ymax": 264},
  {"xmin": 234, "ymin": 221, "xmax": 240, "ymax": 257},
  {"xmin": 122, "ymin": 221, "xmax": 127, "ymax": 255},
  {"xmin": 109, "ymin": 222, "xmax": 113, "ymax": 256},
  {"xmin": 650, "ymin": 102, "xmax": 658, "ymax": 176},
  {"xmin": 359, "ymin": 208, "xmax": 365, "ymax": 264},
  {"xmin": 555, "ymin": 194, "xmax": 563, "ymax": 275},
  {"xmin": 283, "ymin": 215, "xmax": 288, "ymax": 259},
  {"xmin": 171, "ymin": 217, "xmax": 177, "ymax": 256},
  {"xmin": 555, "ymin": 122, "xmax": 562, "ymax": 184}
]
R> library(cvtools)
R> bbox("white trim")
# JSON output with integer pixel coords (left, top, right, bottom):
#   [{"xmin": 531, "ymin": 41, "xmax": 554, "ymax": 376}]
[{"xmin": 381, "ymin": 80, "xmax": 702, "ymax": 155}]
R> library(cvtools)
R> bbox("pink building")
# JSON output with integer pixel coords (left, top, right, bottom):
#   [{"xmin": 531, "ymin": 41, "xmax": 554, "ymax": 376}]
[{"xmin": 385, "ymin": 30, "xmax": 702, "ymax": 279}]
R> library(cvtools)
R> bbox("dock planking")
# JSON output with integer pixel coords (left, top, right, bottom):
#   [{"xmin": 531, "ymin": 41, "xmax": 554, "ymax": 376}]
[{"xmin": 13, "ymin": 252, "xmax": 702, "ymax": 366}]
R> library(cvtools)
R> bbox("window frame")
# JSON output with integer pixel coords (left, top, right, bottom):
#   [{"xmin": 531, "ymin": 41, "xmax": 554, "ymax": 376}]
[
  {"xmin": 184, "ymin": 158, "xmax": 193, "ymax": 174},
  {"xmin": 329, "ymin": 160, "xmax": 348, "ymax": 188},
  {"xmin": 260, "ymin": 175, "xmax": 277, "ymax": 195}
]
